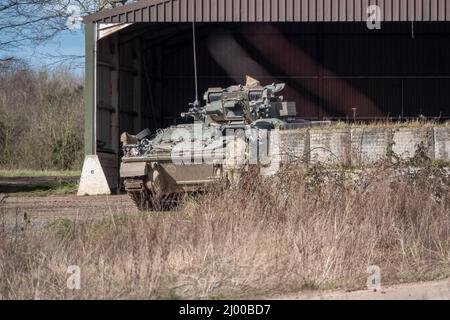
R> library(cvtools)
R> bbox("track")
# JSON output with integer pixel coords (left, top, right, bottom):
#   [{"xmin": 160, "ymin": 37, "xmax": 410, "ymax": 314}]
[
  {"xmin": 0, "ymin": 195, "xmax": 138, "ymax": 230},
  {"xmin": 269, "ymin": 279, "xmax": 450, "ymax": 300}
]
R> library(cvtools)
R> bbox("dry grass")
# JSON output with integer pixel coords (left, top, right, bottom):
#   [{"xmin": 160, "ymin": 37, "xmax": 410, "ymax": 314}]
[
  {"xmin": 1, "ymin": 166, "xmax": 449, "ymax": 299},
  {"xmin": 331, "ymin": 120, "xmax": 450, "ymax": 129},
  {"xmin": 0, "ymin": 170, "xmax": 80, "ymax": 177}
]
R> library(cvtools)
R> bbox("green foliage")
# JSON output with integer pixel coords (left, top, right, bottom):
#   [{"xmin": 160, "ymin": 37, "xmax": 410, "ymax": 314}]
[
  {"xmin": 0, "ymin": 169, "xmax": 80, "ymax": 177},
  {"xmin": 0, "ymin": 64, "xmax": 84, "ymax": 170},
  {"xmin": 6, "ymin": 182, "xmax": 78, "ymax": 196},
  {"xmin": 51, "ymin": 132, "xmax": 83, "ymax": 170},
  {"xmin": 45, "ymin": 218, "xmax": 75, "ymax": 238},
  {"xmin": 430, "ymin": 159, "xmax": 450, "ymax": 168}
]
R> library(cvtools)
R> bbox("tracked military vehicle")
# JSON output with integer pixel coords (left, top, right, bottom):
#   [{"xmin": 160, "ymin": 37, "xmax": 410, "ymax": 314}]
[{"xmin": 120, "ymin": 78, "xmax": 311, "ymax": 210}]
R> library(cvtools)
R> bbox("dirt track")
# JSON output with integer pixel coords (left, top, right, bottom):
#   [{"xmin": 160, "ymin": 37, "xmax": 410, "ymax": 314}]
[
  {"xmin": 271, "ymin": 279, "xmax": 450, "ymax": 300},
  {"xmin": 0, "ymin": 194, "xmax": 137, "ymax": 229}
]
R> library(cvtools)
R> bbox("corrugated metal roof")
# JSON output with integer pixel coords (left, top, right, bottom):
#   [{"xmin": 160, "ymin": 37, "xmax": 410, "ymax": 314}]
[{"xmin": 85, "ymin": 0, "xmax": 450, "ymax": 23}]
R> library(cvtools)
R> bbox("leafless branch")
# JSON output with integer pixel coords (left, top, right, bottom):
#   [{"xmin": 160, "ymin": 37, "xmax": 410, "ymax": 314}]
[{"xmin": 0, "ymin": 0, "xmax": 133, "ymax": 64}]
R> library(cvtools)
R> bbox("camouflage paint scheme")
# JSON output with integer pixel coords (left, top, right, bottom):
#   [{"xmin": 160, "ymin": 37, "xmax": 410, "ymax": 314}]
[{"xmin": 120, "ymin": 77, "xmax": 309, "ymax": 210}]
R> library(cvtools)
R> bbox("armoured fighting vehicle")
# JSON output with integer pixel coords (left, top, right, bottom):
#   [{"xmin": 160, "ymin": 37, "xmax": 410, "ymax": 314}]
[{"xmin": 120, "ymin": 77, "xmax": 311, "ymax": 210}]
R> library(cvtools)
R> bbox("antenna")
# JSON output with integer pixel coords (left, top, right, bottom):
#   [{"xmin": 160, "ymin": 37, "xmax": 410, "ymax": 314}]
[{"xmin": 192, "ymin": 21, "xmax": 199, "ymax": 107}]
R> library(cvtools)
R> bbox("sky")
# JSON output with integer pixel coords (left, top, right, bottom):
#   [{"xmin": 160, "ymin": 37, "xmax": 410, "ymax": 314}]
[{"xmin": 14, "ymin": 26, "xmax": 85, "ymax": 74}]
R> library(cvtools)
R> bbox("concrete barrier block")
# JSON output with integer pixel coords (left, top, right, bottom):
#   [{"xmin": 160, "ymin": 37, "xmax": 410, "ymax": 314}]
[
  {"xmin": 98, "ymin": 152, "xmax": 119, "ymax": 191},
  {"xmin": 434, "ymin": 127, "xmax": 450, "ymax": 161},
  {"xmin": 391, "ymin": 128, "xmax": 434, "ymax": 160},
  {"xmin": 310, "ymin": 129, "xmax": 351, "ymax": 165},
  {"xmin": 77, "ymin": 155, "xmax": 111, "ymax": 196},
  {"xmin": 278, "ymin": 129, "xmax": 309, "ymax": 164},
  {"xmin": 351, "ymin": 128, "xmax": 391, "ymax": 165}
]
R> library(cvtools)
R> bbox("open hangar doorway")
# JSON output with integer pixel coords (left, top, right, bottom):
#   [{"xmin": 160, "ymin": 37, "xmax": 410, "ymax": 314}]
[{"xmin": 91, "ymin": 21, "xmax": 450, "ymax": 193}]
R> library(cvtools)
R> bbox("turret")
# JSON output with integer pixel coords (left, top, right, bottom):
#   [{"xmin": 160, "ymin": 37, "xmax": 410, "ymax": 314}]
[{"xmin": 182, "ymin": 76, "xmax": 297, "ymax": 126}]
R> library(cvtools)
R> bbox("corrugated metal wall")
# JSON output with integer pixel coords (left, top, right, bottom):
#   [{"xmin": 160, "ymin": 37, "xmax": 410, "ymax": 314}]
[{"xmin": 86, "ymin": 0, "xmax": 450, "ymax": 23}]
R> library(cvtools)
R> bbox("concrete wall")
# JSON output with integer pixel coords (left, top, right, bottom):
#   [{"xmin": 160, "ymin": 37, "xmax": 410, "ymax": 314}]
[
  {"xmin": 309, "ymin": 129, "xmax": 351, "ymax": 165},
  {"xmin": 351, "ymin": 128, "xmax": 391, "ymax": 165},
  {"xmin": 391, "ymin": 128, "xmax": 434, "ymax": 160},
  {"xmin": 434, "ymin": 128, "xmax": 450, "ymax": 161},
  {"xmin": 279, "ymin": 129, "xmax": 309, "ymax": 164},
  {"xmin": 278, "ymin": 126, "xmax": 450, "ymax": 166}
]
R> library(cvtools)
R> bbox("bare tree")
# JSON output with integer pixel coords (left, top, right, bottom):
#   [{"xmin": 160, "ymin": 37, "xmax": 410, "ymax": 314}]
[{"xmin": 0, "ymin": 0, "xmax": 131, "ymax": 58}]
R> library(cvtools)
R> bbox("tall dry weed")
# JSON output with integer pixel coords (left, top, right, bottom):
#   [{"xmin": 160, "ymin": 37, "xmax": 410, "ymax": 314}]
[{"xmin": 0, "ymin": 166, "xmax": 449, "ymax": 299}]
